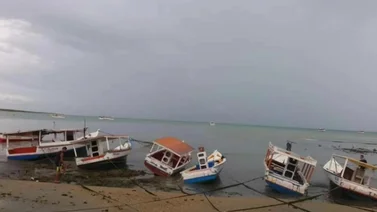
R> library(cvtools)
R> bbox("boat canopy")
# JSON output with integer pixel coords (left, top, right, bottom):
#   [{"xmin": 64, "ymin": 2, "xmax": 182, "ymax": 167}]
[
  {"xmin": 3, "ymin": 128, "xmax": 87, "ymax": 137},
  {"xmin": 332, "ymin": 154, "xmax": 377, "ymax": 171},
  {"xmin": 268, "ymin": 142, "xmax": 317, "ymax": 166},
  {"xmin": 70, "ymin": 135, "xmax": 129, "ymax": 144},
  {"xmin": 154, "ymin": 137, "xmax": 194, "ymax": 156}
]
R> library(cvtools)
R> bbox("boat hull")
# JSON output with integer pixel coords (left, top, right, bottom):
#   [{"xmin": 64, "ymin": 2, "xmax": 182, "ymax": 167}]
[
  {"xmin": 8, "ymin": 146, "xmax": 85, "ymax": 161},
  {"xmin": 265, "ymin": 179, "xmax": 303, "ymax": 196},
  {"xmin": 184, "ymin": 173, "xmax": 218, "ymax": 184},
  {"xmin": 144, "ymin": 160, "xmax": 171, "ymax": 177},
  {"xmin": 264, "ymin": 171, "xmax": 307, "ymax": 196},
  {"xmin": 76, "ymin": 149, "xmax": 131, "ymax": 170},
  {"xmin": 324, "ymin": 170, "xmax": 377, "ymax": 201}
]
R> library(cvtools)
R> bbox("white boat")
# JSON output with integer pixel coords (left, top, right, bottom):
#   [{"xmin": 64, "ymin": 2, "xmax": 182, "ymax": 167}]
[
  {"xmin": 323, "ymin": 154, "xmax": 377, "ymax": 201},
  {"xmin": 209, "ymin": 122, "xmax": 215, "ymax": 126},
  {"xmin": 264, "ymin": 142, "xmax": 317, "ymax": 196},
  {"xmin": 144, "ymin": 137, "xmax": 194, "ymax": 177},
  {"xmin": 181, "ymin": 148, "xmax": 226, "ymax": 184},
  {"xmin": 3, "ymin": 128, "xmax": 99, "ymax": 161},
  {"xmin": 99, "ymin": 116, "xmax": 114, "ymax": 121},
  {"xmin": 318, "ymin": 128, "xmax": 326, "ymax": 132},
  {"xmin": 71, "ymin": 135, "xmax": 131, "ymax": 169},
  {"xmin": 50, "ymin": 113, "xmax": 65, "ymax": 119}
]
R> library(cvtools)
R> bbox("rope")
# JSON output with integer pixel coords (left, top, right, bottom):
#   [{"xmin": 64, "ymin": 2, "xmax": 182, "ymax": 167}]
[{"xmin": 204, "ymin": 193, "xmax": 221, "ymax": 212}]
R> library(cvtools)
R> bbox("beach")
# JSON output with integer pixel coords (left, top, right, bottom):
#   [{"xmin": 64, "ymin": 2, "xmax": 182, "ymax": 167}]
[{"xmin": 0, "ymin": 179, "xmax": 372, "ymax": 212}]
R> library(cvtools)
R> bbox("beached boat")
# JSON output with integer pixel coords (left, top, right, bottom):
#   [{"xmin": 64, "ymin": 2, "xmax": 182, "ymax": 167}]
[
  {"xmin": 181, "ymin": 147, "xmax": 226, "ymax": 184},
  {"xmin": 264, "ymin": 142, "xmax": 317, "ymax": 196},
  {"xmin": 99, "ymin": 116, "xmax": 114, "ymax": 121},
  {"xmin": 71, "ymin": 135, "xmax": 131, "ymax": 169},
  {"xmin": 144, "ymin": 137, "xmax": 194, "ymax": 177},
  {"xmin": 50, "ymin": 113, "xmax": 65, "ymax": 119},
  {"xmin": 3, "ymin": 128, "xmax": 99, "ymax": 160},
  {"xmin": 323, "ymin": 154, "xmax": 377, "ymax": 201}
]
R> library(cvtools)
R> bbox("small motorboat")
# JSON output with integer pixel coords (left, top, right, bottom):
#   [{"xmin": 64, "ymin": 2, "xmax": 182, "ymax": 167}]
[
  {"xmin": 264, "ymin": 142, "xmax": 317, "ymax": 196},
  {"xmin": 323, "ymin": 154, "xmax": 377, "ymax": 201},
  {"xmin": 71, "ymin": 135, "xmax": 131, "ymax": 169},
  {"xmin": 318, "ymin": 128, "xmax": 326, "ymax": 132},
  {"xmin": 181, "ymin": 147, "xmax": 226, "ymax": 184},
  {"xmin": 144, "ymin": 137, "xmax": 194, "ymax": 177},
  {"xmin": 98, "ymin": 116, "xmax": 115, "ymax": 121},
  {"xmin": 50, "ymin": 113, "xmax": 65, "ymax": 119},
  {"xmin": 209, "ymin": 122, "xmax": 215, "ymax": 126}
]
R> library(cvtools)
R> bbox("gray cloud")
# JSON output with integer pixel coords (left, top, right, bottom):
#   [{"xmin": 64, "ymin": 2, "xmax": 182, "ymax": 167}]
[{"xmin": 0, "ymin": 0, "xmax": 377, "ymax": 130}]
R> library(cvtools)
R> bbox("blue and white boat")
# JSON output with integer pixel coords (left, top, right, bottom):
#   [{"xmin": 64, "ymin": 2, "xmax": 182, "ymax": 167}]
[
  {"xmin": 264, "ymin": 142, "xmax": 317, "ymax": 196},
  {"xmin": 180, "ymin": 147, "xmax": 226, "ymax": 184}
]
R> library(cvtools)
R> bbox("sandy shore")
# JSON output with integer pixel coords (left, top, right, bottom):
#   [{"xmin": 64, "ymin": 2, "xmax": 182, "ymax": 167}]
[{"xmin": 0, "ymin": 179, "xmax": 374, "ymax": 212}]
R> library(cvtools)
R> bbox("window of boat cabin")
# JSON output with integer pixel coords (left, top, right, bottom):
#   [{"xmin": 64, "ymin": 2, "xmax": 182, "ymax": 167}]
[
  {"xmin": 66, "ymin": 131, "xmax": 74, "ymax": 141},
  {"xmin": 340, "ymin": 158, "xmax": 376, "ymax": 186}
]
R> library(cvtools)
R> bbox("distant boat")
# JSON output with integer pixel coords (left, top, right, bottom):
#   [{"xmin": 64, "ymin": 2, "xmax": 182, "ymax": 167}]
[
  {"xmin": 50, "ymin": 113, "xmax": 65, "ymax": 119},
  {"xmin": 318, "ymin": 128, "xmax": 326, "ymax": 132},
  {"xmin": 99, "ymin": 116, "xmax": 114, "ymax": 121},
  {"xmin": 358, "ymin": 131, "xmax": 365, "ymax": 134},
  {"xmin": 209, "ymin": 122, "xmax": 215, "ymax": 126}
]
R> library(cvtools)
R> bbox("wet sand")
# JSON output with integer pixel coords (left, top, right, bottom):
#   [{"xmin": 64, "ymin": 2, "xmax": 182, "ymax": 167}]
[{"xmin": 0, "ymin": 179, "xmax": 373, "ymax": 212}]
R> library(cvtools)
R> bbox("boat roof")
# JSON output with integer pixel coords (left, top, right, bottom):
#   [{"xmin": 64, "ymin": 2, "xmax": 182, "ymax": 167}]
[
  {"xmin": 154, "ymin": 137, "xmax": 194, "ymax": 156},
  {"xmin": 332, "ymin": 154, "xmax": 377, "ymax": 170},
  {"xmin": 269, "ymin": 142, "xmax": 317, "ymax": 166},
  {"xmin": 3, "ymin": 128, "xmax": 87, "ymax": 137},
  {"xmin": 70, "ymin": 135, "xmax": 129, "ymax": 144}
]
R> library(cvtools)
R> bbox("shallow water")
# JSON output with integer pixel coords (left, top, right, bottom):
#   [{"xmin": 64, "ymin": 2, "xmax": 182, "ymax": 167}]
[{"xmin": 1, "ymin": 110, "xmax": 377, "ymax": 203}]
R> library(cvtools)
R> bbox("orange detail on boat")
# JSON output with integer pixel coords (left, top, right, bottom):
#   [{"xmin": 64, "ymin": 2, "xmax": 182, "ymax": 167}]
[{"xmin": 8, "ymin": 146, "xmax": 37, "ymax": 154}]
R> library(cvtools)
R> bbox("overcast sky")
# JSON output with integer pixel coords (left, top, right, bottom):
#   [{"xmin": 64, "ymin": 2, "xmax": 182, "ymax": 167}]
[{"xmin": 0, "ymin": 0, "xmax": 377, "ymax": 130}]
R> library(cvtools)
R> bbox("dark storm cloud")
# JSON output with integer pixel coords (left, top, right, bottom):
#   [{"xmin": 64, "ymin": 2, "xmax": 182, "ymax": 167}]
[{"xmin": 1, "ymin": 0, "xmax": 377, "ymax": 130}]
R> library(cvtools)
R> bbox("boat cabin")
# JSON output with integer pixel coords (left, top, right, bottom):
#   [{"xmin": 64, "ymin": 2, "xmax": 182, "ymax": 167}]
[
  {"xmin": 145, "ymin": 137, "xmax": 194, "ymax": 176},
  {"xmin": 3, "ymin": 128, "xmax": 87, "ymax": 153},
  {"xmin": 265, "ymin": 142, "xmax": 317, "ymax": 186},
  {"xmin": 71, "ymin": 135, "xmax": 131, "ymax": 158},
  {"xmin": 325, "ymin": 154, "xmax": 377, "ymax": 187}
]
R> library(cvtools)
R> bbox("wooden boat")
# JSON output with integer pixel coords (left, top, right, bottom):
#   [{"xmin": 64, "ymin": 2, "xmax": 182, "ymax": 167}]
[
  {"xmin": 264, "ymin": 142, "xmax": 317, "ymax": 196},
  {"xmin": 323, "ymin": 154, "xmax": 377, "ymax": 201},
  {"xmin": 71, "ymin": 135, "xmax": 131, "ymax": 169},
  {"xmin": 2, "ymin": 128, "xmax": 99, "ymax": 161},
  {"xmin": 98, "ymin": 116, "xmax": 114, "ymax": 121},
  {"xmin": 50, "ymin": 113, "xmax": 65, "ymax": 119},
  {"xmin": 144, "ymin": 137, "xmax": 194, "ymax": 177},
  {"xmin": 181, "ymin": 147, "xmax": 226, "ymax": 184}
]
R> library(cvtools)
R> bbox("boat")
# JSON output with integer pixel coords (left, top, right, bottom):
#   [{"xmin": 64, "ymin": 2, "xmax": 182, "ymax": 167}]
[
  {"xmin": 50, "ymin": 113, "xmax": 65, "ymax": 119},
  {"xmin": 144, "ymin": 137, "xmax": 194, "ymax": 177},
  {"xmin": 318, "ymin": 128, "xmax": 326, "ymax": 132},
  {"xmin": 323, "ymin": 154, "xmax": 377, "ymax": 201},
  {"xmin": 180, "ymin": 147, "xmax": 226, "ymax": 184},
  {"xmin": 2, "ymin": 128, "xmax": 99, "ymax": 161},
  {"xmin": 209, "ymin": 122, "xmax": 215, "ymax": 126},
  {"xmin": 70, "ymin": 135, "xmax": 131, "ymax": 169},
  {"xmin": 358, "ymin": 131, "xmax": 365, "ymax": 134},
  {"xmin": 264, "ymin": 142, "xmax": 317, "ymax": 196},
  {"xmin": 99, "ymin": 116, "xmax": 114, "ymax": 121}
]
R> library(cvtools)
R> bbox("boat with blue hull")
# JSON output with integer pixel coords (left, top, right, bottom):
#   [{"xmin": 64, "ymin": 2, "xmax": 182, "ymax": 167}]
[
  {"xmin": 323, "ymin": 154, "xmax": 377, "ymax": 201},
  {"xmin": 264, "ymin": 142, "xmax": 317, "ymax": 196},
  {"xmin": 181, "ymin": 148, "xmax": 226, "ymax": 184}
]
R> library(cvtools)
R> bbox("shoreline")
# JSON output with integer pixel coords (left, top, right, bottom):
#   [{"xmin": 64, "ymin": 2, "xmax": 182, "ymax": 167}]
[{"xmin": 0, "ymin": 179, "xmax": 373, "ymax": 212}]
